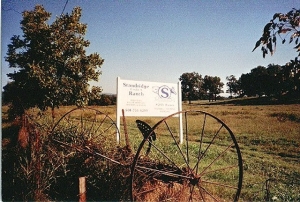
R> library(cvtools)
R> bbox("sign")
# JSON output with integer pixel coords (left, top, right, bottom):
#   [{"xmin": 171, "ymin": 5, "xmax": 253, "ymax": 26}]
[
  {"xmin": 116, "ymin": 77, "xmax": 183, "ymax": 143},
  {"xmin": 117, "ymin": 77, "xmax": 181, "ymax": 117}
]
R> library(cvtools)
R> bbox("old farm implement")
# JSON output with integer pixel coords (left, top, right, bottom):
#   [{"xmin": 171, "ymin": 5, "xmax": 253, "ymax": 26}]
[{"xmin": 50, "ymin": 107, "xmax": 243, "ymax": 201}]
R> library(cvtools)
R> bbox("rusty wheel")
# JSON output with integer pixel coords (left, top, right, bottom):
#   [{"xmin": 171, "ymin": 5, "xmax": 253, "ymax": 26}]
[
  {"xmin": 50, "ymin": 107, "xmax": 120, "ymax": 159},
  {"xmin": 131, "ymin": 110, "xmax": 243, "ymax": 201},
  {"xmin": 50, "ymin": 107, "xmax": 134, "ymax": 200}
]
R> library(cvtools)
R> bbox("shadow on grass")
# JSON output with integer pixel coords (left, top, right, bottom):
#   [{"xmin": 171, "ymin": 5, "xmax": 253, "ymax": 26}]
[{"xmin": 198, "ymin": 96, "xmax": 300, "ymax": 106}]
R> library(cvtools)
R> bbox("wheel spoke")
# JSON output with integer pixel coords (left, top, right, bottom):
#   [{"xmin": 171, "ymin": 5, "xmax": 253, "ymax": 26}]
[
  {"xmin": 135, "ymin": 165, "xmax": 193, "ymax": 180},
  {"xmin": 199, "ymin": 142, "xmax": 235, "ymax": 176},
  {"xmin": 131, "ymin": 110, "xmax": 243, "ymax": 201},
  {"xmin": 194, "ymin": 124, "xmax": 224, "ymax": 173},
  {"xmin": 94, "ymin": 114, "xmax": 111, "ymax": 136},
  {"xmin": 198, "ymin": 185, "xmax": 206, "ymax": 201},
  {"xmin": 86, "ymin": 113, "xmax": 97, "ymax": 139},
  {"xmin": 163, "ymin": 119, "xmax": 192, "ymax": 171},
  {"xmin": 51, "ymin": 108, "xmax": 124, "ymax": 201},
  {"xmin": 201, "ymin": 179, "xmax": 238, "ymax": 190},
  {"xmin": 185, "ymin": 112, "xmax": 190, "ymax": 164},
  {"xmin": 145, "ymin": 138, "xmax": 182, "ymax": 170},
  {"xmin": 199, "ymin": 185, "xmax": 221, "ymax": 202},
  {"xmin": 195, "ymin": 113, "xmax": 207, "ymax": 175}
]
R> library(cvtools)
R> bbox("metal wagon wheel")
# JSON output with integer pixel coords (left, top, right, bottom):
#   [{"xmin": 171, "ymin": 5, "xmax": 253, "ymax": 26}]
[
  {"xmin": 50, "ymin": 107, "xmax": 121, "ymax": 160},
  {"xmin": 50, "ymin": 107, "xmax": 131, "ymax": 200},
  {"xmin": 131, "ymin": 110, "xmax": 243, "ymax": 202}
]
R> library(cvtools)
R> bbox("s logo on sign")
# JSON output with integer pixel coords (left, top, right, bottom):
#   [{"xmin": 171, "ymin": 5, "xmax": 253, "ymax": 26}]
[{"xmin": 153, "ymin": 85, "xmax": 176, "ymax": 99}]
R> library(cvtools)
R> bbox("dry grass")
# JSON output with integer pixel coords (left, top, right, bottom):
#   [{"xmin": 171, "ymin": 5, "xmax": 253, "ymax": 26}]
[
  {"xmin": 183, "ymin": 102, "xmax": 300, "ymax": 201},
  {"xmin": 2, "ymin": 99, "xmax": 300, "ymax": 201},
  {"xmin": 86, "ymin": 100, "xmax": 299, "ymax": 201},
  {"xmin": 55, "ymin": 102, "xmax": 300, "ymax": 201}
]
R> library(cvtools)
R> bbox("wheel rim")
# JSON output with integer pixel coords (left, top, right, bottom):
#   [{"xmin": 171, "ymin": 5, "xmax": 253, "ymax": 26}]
[
  {"xmin": 50, "ymin": 107, "xmax": 132, "ymax": 200},
  {"xmin": 50, "ymin": 107, "xmax": 120, "ymax": 157},
  {"xmin": 131, "ymin": 110, "xmax": 243, "ymax": 201}
]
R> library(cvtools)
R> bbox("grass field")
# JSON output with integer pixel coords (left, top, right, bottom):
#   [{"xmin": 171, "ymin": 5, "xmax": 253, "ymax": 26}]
[
  {"xmin": 2, "ymin": 97, "xmax": 300, "ymax": 201},
  {"xmin": 112, "ymin": 99, "xmax": 300, "ymax": 201},
  {"xmin": 184, "ymin": 101, "xmax": 300, "ymax": 201}
]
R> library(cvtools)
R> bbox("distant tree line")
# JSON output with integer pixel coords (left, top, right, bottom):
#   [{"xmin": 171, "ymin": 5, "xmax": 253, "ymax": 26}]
[
  {"xmin": 226, "ymin": 61, "xmax": 300, "ymax": 98},
  {"xmin": 179, "ymin": 72, "xmax": 224, "ymax": 103},
  {"xmin": 179, "ymin": 59, "xmax": 299, "ymax": 103},
  {"xmin": 88, "ymin": 93, "xmax": 116, "ymax": 106},
  {"xmin": 3, "ymin": 5, "xmax": 299, "ymax": 119}
]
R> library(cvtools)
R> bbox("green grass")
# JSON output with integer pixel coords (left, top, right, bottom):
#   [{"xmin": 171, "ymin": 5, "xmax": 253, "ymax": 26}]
[
  {"xmin": 184, "ymin": 102, "xmax": 300, "ymax": 201},
  {"xmin": 124, "ymin": 101, "xmax": 299, "ymax": 201},
  {"xmin": 2, "ymin": 99, "xmax": 300, "ymax": 201}
]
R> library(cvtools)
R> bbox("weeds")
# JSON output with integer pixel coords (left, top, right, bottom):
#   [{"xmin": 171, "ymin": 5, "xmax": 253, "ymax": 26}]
[
  {"xmin": 2, "ymin": 102, "xmax": 300, "ymax": 201},
  {"xmin": 270, "ymin": 112, "xmax": 300, "ymax": 123}
]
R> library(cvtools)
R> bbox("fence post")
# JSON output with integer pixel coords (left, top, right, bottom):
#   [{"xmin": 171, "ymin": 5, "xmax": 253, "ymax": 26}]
[{"xmin": 79, "ymin": 176, "xmax": 86, "ymax": 202}]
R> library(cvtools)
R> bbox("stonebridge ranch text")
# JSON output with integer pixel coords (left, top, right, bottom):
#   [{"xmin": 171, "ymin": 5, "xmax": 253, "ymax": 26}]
[{"xmin": 123, "ymin": 82, "xmax": 149, "ymax": 96}]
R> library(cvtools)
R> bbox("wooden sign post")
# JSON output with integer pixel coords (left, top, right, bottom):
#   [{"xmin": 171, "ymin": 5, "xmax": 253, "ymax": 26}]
[{"xmin": 79, "ymin": 176, "xmax": 86, "ymax": 202}]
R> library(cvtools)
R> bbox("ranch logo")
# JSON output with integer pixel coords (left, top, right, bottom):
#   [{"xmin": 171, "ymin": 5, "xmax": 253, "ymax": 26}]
[{"xmin": 152, "ymin": 85, "xmax": 176, "ymax": 99}]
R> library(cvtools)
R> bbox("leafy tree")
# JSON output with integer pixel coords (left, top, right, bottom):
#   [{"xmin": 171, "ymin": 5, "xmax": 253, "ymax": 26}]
[
  {"xmin": 239, "ymin": 66, "xmax": 268, "ymax": 97},
  {"xmin": 88, "ymin": 86, "xmax": 102, "ymax": 105},
  {"xmin": 252, "ymin": 8, "xmax": 300, "ymax": 58},
  {"xmin": 239, "ymin": 73, "xmax": 254, "ymax": 96},
  {"xmin": 2, "ymin": 81, "xmax": 27, "ymax": 120},
  {"xmin": 238, "ymin": 63, "xmax": 299, "ymax": 98},
  {"xmin": 251, "ymin": 8, "xmax": 300, "ymax": 99},
  {"xmin": 226, "ymin": 75, "xmax": 240, "ymax": 97},
  {"xmin": 250, "ymin": 66, "xmax": 269, "ymax": 96},
  {"xmin": 4, "ymin": 5, "xmax": 103, "ymax": 118},
  {"xmin": 203, "ymin": 75, "xmax": 224, "ymax": 101},
  {"xmin": 99, "ymin": 94, "xmax": 113, "ymax": 106},
  {"xmin": 179, "ymin": 72, "xmax": 204, "ymax": 104},
  {"xmin": 265, "ymin": 64, "xmax": 283, "ymax": 96},
  {"xmin": 281, "ymin": 60, "xmax": 300, "ymax": 97}
]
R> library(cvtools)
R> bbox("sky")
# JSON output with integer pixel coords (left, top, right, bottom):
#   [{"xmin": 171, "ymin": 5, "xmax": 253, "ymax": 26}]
[{"xmin": 1, "ymin": 0, "xmax": 299, "ymax": 94}]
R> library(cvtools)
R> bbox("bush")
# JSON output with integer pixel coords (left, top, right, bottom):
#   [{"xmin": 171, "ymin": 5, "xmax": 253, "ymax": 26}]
[{"xmin": 88, "ymin": 94, "xmax": 116, "ymax": 106}]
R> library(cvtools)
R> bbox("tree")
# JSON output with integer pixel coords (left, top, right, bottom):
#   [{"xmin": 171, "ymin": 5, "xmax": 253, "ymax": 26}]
[
  {"xmin": 238, "ymin": 63, "xmax": 299, "ymax": 98},
  {"xmin": 179, "ymin": 72, "xmax": 204, "ymax": 104},
  {"xmin": 88, "ymin": 86, "xmax": 102, "ymax": 105},
  {"xmin": 265, "ymin": 64, "xmax": 283, "ymax": 96},
  {"xmin": 203, "ymin": 75, "xmax": 224, "ymax": 101},
  {"xmin": 4, "ymin": 5, "xmax": 103, "ymax": 118},
  {"xmin": 99, "ymin": 94, "xmax": 113, "ymax": 106},
  {"xmin": 252, "ymin": 8, "xmax": 300, "ymax": 100},
  {"xmin": 239, "ymin": 73, "xmax": 254, "ymax": 96},
  {"xmin": 252, "ymin": 8, "xmax": 300, "ymax": 58},
  {"xmin": 226, "ymin": 75, "xmax": 240, "ymax": 97},
  {"xmin": 239, "ymin": 66, "xmax": 268, "ymax": 97},
  {"xmin": 2, "ymin": 81, "xmax": 27, "ymax": 120},
  {"xmin": 281, "ymin": 60, "xmax": 300, "ymax": 97},
  {"xmin": 250, "ymin": 66, "xmax": 269, "ymax": 96}
]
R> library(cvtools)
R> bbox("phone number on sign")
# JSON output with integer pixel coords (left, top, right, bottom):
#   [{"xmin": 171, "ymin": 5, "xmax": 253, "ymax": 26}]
[{"xmin": 124, "ymin": 108, "xmax": 148, "ymax": 113}]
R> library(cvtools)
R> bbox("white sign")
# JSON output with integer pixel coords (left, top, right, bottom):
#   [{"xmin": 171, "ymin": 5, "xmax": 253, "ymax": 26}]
[
  {"xmin": 117, "ymin": 77, "xmax": 181, "ymax": 117},
  {"xmin": 116, "ymin": 77, "xmax": 183, "ymax": 143}
]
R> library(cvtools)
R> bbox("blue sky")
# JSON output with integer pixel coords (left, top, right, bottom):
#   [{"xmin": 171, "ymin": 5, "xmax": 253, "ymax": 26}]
[{"xmin": 1, "ymin": 0, "xmax": 299, "ymax": 94}]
